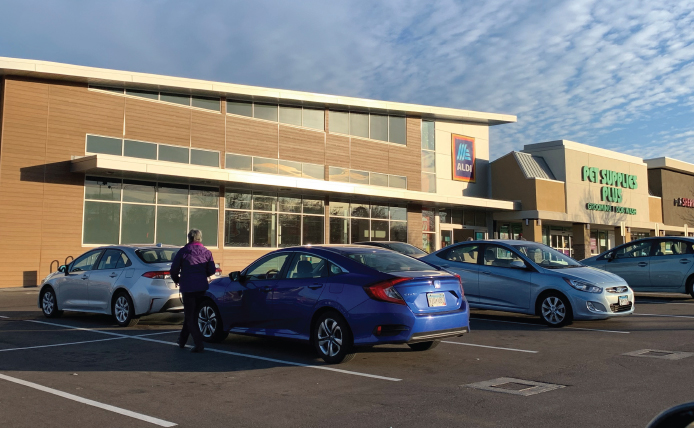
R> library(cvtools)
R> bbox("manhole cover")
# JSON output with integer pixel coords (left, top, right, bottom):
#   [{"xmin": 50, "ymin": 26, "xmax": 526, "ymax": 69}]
[
  {"xmin": 623, "ymin": 349, "xmax": 694, "ymax": 360},
  {"xmin": 465, "ymin": 377, "xmax": 565, "ymax": 396}
]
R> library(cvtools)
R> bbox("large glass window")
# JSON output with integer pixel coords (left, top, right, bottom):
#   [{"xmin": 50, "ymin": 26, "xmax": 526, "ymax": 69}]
[
  {"xmin": 422, "ymin": 120, "xmax": 436, "ymax": 193},
  {"xmin": 329, "ymin": 201, "xmax": 407, "ymax": 244},
  {"xmin": 83, "ymin": 177, "xmax": 219, "ymax": 247},
  {"xmin": 328, "ymin": 111, "xmax": 406, "ymax": 144},
  {"xmin": 86, "ymin": 135, "xmax": 122, "ymax": 155},
  {"xmin": 191, "ymin": 96, "xmax": 220, "ymax": 111},
  {"xmin": 124, "ymin": 140, "xmax": 157, "ymax": 160},
  {"xmin": 224, "ymin": 189, "xmax": 325, "ymax": 248},
  {"xmin": 158, "ymin": 145, "xmax": 189, "ymax": 164},
  {"xmin": 226, "ymin": 100, "xmax": 253, "ymax": 117},
  {"xmin": 191, "ymin": 149, "xmax": 219, "ymax": 167}
]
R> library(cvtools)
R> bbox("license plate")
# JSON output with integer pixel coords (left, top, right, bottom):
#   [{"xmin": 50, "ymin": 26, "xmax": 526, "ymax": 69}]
[
  {"xmin": 427, "ymin": 292, "xmax": 447, "ymax": 307},
  {"xmin": 618, "ymin": 295, "xmax": 629, "ymax": 306}
]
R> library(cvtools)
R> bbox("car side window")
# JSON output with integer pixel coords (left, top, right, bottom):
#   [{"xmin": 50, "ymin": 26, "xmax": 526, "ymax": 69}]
[
  {"xmin": 483, "ymin": 245, "xmax": 525, "ymax": 268},
  {"xmin": 245, "ymin": 254, "xmax": 290, "ymax": 281},
  {"xmin": 97, "ymin": 249, "xmax": 123, "ymax": 270},
  {"xmin": 441, "ymin": 244, "xmax": 480, "ymax": 264},
  {"xmin": 329, "ymin": 263, "xmax": 345, "ymax": 276},
  {"xmin": 615, "ymin": 242, "xmax": 651, "ymax": 259},
  {"xmin": 652, "ymin": 240, "xmax": 690, "ymax": 257},
  {"xmin": 70, "ymin": 250, "xmax": 102, "ymax": 272},
  {"xmin": 115, "ymin": 252, "xmax": 131, "ymax": 269},
  {"xmin": 286, "ymin": 254, "xmax": 330, "ymax": 279}
]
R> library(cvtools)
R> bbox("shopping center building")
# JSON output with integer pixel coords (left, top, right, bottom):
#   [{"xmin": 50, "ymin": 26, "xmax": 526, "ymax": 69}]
[{"xmin": 0, "ymin": 57, "xmax": 518, "ymax": 287}]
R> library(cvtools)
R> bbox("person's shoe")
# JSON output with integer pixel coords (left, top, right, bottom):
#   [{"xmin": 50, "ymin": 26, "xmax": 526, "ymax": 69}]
[
  {"xmin": 176, "ymin": 338, "xmax": 186, "ymax": 349},
  {"xmin": 190, "ymin": 346, "xmax": 204, "ymax": 353}
]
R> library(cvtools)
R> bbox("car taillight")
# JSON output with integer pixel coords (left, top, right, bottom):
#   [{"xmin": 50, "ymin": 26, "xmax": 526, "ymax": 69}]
[
  {"xmin": 142, "ymin": 271, "xmax": 171, "ymax": 279},
  {"xmin": 215, "ymin": 264, "xmax": 222, "ymax": 276},
  {"xmin": 453, "ymin": 273, "xmax": 465, "ymax": 296},
  {"xmin": 363, "ymin": 278, "xmax": 411, "ymax": 305}
]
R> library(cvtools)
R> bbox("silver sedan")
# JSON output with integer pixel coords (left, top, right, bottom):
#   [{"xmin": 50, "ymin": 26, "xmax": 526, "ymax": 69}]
[{"xmin": 38, "ymin": 245, "xmax": 192, "ymax": 326}]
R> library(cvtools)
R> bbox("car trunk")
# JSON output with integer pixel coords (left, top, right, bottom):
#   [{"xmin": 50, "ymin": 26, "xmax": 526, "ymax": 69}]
[{"xmin": 389, "ymin": 271, "xmax": 463, "ymax": 314}]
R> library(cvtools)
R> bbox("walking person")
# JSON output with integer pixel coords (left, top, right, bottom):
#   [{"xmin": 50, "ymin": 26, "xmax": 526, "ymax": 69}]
[{"xmin": 171, "ymin": 229, "xmax": 216, "ymax": 353}]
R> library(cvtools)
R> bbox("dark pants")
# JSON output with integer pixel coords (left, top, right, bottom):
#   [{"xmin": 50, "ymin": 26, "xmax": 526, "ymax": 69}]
[{"xmin": 179, "ymin": 291, "xmax": 205, "ymax": 349}]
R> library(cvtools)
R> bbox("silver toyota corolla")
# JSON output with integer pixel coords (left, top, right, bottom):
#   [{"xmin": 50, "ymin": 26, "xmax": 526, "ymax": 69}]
[
  {"xmin": 38, "ymin": 245, "xmax": 195, "ymax": 326},
  {"xmin": 421, "ymin": 240, "xmax": 634, "ymax": 326}
]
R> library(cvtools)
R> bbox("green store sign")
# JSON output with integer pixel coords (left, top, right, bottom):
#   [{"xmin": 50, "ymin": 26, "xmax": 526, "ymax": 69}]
[{"xmin": 581, "ymin": 166, "xmax": 637, "ymax": 215}]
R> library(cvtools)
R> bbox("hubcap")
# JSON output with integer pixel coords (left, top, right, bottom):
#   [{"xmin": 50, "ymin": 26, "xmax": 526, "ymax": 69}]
[
  {"xmin": 198, "ymin": 306, "xmax": 217, "ymax": 338},
  {"xmin": 42, "ymin": 292, "xmax": 55, "ymax": 314},
  {"xmin": 317, "ymin": 318, "xmax": 343, "ymax": 357},
  {"xmin": 114, "ymin": 296, "xmax": 130, "ymax": 323},
  {"xmin": 541, "ymin": 296, "xmax": 566, "ymax": 324}
]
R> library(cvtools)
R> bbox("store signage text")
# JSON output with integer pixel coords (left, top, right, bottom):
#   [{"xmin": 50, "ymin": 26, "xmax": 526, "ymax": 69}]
[
  {"xmin": 586, "ymin": 203, "xmax": 637, "ymax": 215},
  {"xmin": 674, "ymin": 198, "xmax": 694, "ymax": 208},
  {"xmin": 452, "ymin": 134, "xmax": 475, "ymax": 182},
  {"xmin": 582, "ymin": 166, "xmax": 638, "ymax": 203}
]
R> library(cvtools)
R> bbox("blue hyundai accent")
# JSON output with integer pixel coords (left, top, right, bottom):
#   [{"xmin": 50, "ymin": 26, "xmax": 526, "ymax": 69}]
[{"xmin": 196, "ymin": 245, "xmax": 469, "ymax": 363}]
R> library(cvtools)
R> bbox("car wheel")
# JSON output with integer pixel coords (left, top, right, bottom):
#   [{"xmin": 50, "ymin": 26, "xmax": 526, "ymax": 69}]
[
  {"xmin": 687, "ymin": 276, "xmax": 694, "ymax": 299},
  {"xmin": 408, "ymin": 340, "xmax": 440, "ymax": 352},
  {"xmin": 313, "ymin": 311, "xmax": 355, "ymax": 364},
  {"xmin": 40, "ymin": 287, "xmax": 63, "ymax": 318},
  {"xmin": 197, "ymin": 300, "xmax": 228, "ymax": 343},
  {"xmin": 112, "ymin": 292, "xmax": 139, "ymax": 327},
  {"xmin": 539, "ymin": 293, "xmax": 572, "ymax": 327}
]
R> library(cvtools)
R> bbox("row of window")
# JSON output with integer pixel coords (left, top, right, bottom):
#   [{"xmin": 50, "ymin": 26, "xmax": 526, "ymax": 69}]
[
  {"xmin": 227, "ymin": 100, "xmax": 325, "ymax": 131},
  {"xmin": 328, "ymin": 111, "xmax": 406, "ymax": 145},
  {"xmin": 226, "ymin": 153, "xmax": 324, "ymax": 180},
  {"xmin": 327, "ymin": 166, "xmax": 407, "ymax": 189},
  {"xmin": 327, "ymin": 200, "xmax": 407, "ymax": 244},
  {"xmin": 86, "ymin": 135, "xmax": 220, "ymax": 167},
  {"xmin": 90, "ymin": 85, "xmax": 221, "ymax": 111}
]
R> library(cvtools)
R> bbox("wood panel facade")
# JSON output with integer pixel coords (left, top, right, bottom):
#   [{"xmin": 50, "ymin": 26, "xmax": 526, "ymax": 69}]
[{"xmin": 0, "ymin": 77, "xmax": 431, "ymax": 287}]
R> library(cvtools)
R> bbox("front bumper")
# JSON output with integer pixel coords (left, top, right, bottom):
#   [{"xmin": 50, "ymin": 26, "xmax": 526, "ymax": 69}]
[{"xmin": 571, "ymin": 289, "xmax": 635, "ymax": 320}]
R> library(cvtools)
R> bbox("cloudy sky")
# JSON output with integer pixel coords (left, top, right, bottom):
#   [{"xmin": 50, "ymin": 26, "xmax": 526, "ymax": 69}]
[{"xmin": 1, "ymin": 0, "xmax": 693, "ymax": 160}]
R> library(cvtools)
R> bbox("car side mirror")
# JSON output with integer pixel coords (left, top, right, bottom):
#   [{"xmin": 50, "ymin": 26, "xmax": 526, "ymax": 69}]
[
  {"xmin": 607, "ymin": 252, "xmax": 616, "ymax": 261},
  {"xmin": 647, "ymin": 402, "xmax": 694, "ymax": 428},
  {"xmin": 58, "ymin": 265, "xmax": 67, "ymax": 273},
  {"xmin": 510, "ymin": 260, "xmax": 526, "ymax": 269},
  {"xmin": 229, "ymin": 271, "xmax": 242, "ymax": 282}
]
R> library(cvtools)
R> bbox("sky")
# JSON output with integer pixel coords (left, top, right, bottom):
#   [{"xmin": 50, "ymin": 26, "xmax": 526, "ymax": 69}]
[{"xmin": 1, "ymin": 0, "xmax": 693, "ymax": 161}]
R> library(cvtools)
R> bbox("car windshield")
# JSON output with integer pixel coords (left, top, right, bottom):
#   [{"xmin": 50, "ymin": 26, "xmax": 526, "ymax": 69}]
[
  {"xmin": 135, "ymin": 248, "xmax": 179, "ymax": 264},
  {"xmin": 512, "ymin": 243, "xmax": 582, "ymax": 269},
  {"xmin": 348, "ymin": 251, "xmax": 436, "ymax": 273},
  {"xmin": 385, "ymin": 243, "xmax": 427, "ymax": 255}
]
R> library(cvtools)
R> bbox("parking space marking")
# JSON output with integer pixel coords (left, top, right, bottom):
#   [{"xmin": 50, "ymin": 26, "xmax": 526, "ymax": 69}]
[
  {"xmin": 441, "ymin": 341, "xmax": 538, "ymax": 353},
  {"xmin": 0, "ymin": 372, "xmax": 176, "ymax": 427},
  {"xmin": 634, "ymin": 313, "xmax": 694, "ymax": 319},
  {"xmin": 0, "ymin": 331, "xmax": 176, "ymax": 353},
  {"xmin": 24, "ymin": 320, "xmax": 402, "ymax": 382},
  {"xmin": 471, "ymin": 318, "xmax": 630, "ymax": 334},
  {"xmin": 637, "ymin": 301, "xmax": 694, "ymax": 305}
]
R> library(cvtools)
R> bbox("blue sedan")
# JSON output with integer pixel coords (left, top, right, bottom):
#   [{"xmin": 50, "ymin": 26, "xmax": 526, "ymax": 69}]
[{"xmin": 196, "ymin": 245, "xmax": 470, "ymax": 363}]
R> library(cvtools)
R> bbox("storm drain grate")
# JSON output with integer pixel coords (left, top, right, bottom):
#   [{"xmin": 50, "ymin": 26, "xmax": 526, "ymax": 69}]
[
  {"xmin": 465, "ymin": 377, "xmax": 565, "ymax": 396},
  {"xmin": 623, "ymin": 349, "xmax": 694, "ymax": 360}
]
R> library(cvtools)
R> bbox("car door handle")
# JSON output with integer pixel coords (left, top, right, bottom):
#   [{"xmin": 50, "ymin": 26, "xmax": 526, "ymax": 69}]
[
  {"xmin": 81, "ymin": 274, "xmax": 89, "ymax": 280},
  {"xmin": 680, "ymin": 259, "xmax": 690, "ymax": 264},
  {"xmin": 261, "ymin": 286, "xmax": 272, "ymax": 293},
  {"xmin": 308, "ymin": 283, "xmax": 323, "ymax": 289},
  {"xmin": 637, "ymin": 262, "xmax": 648, "ymax": 267},
  {"xmin": 109, "ymin": 273, "xmax": 118, "ymax": 278},
  {"xmin": 481, "ymin": 271, "xmax": 492, "ymax": 275}
]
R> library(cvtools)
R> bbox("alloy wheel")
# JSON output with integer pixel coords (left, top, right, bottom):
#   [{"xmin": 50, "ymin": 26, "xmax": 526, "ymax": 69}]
[
  {"xmin": 114, "ymin": 296, "xmax": 130, "ymax": 323},
  {"xmin": 317, "ymin": 318, "xmax": 343, "ymax": 357},
  {"xmin": 198, "ymin": 306, "xmax": 217, "ymax": 338},
  {"xmin": 42, "ymin": 291, "xmax": 55, "ymax": 315},
  {"xmin": 541, "ymin": 296, "xmax": 566, "ymax": 325}
]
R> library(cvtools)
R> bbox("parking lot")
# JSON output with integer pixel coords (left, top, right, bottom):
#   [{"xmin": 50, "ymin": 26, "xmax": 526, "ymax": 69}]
[{"xmin": 1, "ymin": 289, "xmax": 693, "ymax": 428}]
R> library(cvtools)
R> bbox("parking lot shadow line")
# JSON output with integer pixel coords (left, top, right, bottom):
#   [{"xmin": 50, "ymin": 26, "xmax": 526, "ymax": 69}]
[
  {"xmin": 441, "ymin": 341, "xmax": 538, "ymax": 354},
  {"xmin": 471, "ymin": 317, "xmax": 630, "ymax": 334},
  {"xmin": 24, "ymin": 319, "xmax": 402, "ymax": 382},
  {"xmin": 0, "ymin": 372, "xmax": 177, "ymax": 427},
  {"xmin": 634, "ymin": 313, "xmax": 694, "ymax": 319},
  {"xmin": 0, "ymin": 330, "xmax": 175, "ymax": 353}
]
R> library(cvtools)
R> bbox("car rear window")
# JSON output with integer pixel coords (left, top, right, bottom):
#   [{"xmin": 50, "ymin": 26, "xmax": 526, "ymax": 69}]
[
  {"xmin": 386, "ymin": 242, "xmax": 427, "ymax": 256},
  {"xmin": 135, "ymin": 248, "xmax": 179, "ymax": 263},
  {"xmin": 348, "ymin": 251, "xmax": 436, "ymax": 273}
]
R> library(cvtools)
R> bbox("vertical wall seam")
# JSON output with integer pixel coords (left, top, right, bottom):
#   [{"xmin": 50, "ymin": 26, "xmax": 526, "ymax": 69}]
[{"xmin": 38, "ymin": 83, "xmax": 50, "ymax": 282}]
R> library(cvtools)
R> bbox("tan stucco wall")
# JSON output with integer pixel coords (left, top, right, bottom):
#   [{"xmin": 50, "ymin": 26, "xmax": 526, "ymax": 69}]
[
  {"xmin": 534, "ymin": 178, "xmax": 566, "ymax": 212},
  {"xmin": 435, "ymin": 121, "xmax": 490, "ymax": 197},
  {"xmin": 650, "ymin": 169, "xmax": 694, "ymax": 227},
  {"xmin": 649, "ymin": 196, "xmax": 663, "ymax": 224}
]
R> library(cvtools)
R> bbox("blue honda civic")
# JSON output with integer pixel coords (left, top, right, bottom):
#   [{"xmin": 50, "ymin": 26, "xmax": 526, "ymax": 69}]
[{"xmin": 196, "ymin": 245, "xmax": 470, "ymax": 363}]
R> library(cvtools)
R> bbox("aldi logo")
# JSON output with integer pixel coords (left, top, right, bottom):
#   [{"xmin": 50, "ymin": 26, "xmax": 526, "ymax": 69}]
[{"xmin": 452, "ymin": 134, "xmax": 475, "ymax": 182}]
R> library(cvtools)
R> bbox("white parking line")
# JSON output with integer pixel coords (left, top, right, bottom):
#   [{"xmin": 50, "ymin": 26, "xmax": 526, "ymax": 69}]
[
  {"xmin": 0, "ymin": 331, "xmax": 176, "ymax": 353},
  {"xmin": 634, "ymin": 313, "xmax": 694, "ymax": 319},
  {"xmin": 637, "ymin": 301, "xmax": 694, "ymax": 306},
  {"xmin": 25, "ymin": 320, "xmax": 402, "ymax": 382},
  {"xmin": 441, "ymin": 341, "xmax": 538, "ymax": 353},
  {"xmin": 471, "ymin": 318, "xmax": 630, "ymax": 334},
  {"xmin": 0, "ymin": 373, "xmax": 176, "ymax": 427}
]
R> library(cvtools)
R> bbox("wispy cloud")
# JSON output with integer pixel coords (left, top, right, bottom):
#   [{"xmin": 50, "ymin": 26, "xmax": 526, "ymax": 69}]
[{"xmin": 1, "ymin": 0, "xmax": 693, "ymax": 160}]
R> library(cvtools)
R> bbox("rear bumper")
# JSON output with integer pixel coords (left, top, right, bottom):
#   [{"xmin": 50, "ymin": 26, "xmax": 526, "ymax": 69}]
[
  {"xmin": 409, "ymin": 327, "xmax": 470, "ymax": 343},
  {"xmin": 159, "ymin": 297, "xmax": 184, "ymax": 312}
]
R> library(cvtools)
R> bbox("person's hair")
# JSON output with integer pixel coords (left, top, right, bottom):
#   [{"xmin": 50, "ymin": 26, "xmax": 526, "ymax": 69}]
[{"xmin": 188, "ymin": 229, "xmax": 203, "ymax": 243}]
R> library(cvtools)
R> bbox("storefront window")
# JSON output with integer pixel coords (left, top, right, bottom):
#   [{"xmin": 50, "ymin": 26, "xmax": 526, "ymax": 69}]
[
  {"xmin": 83, "ymin": 176, "xmax": 219, "ymax": 247},
  {"xmin": 329, "ymin": 201, "xmax": 407, "ymax": 243}
]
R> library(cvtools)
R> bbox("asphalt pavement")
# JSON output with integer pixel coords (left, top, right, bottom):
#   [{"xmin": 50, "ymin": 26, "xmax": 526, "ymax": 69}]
[{"xmin": 1, "ymin": 288, "xmax": 693, "ymax": 427}]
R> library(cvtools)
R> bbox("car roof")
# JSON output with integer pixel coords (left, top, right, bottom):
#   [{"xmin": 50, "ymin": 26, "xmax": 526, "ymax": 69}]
[
  {"xmin": 353, "ymin": 241, "xmax": 416, "ymax": 245},
  {"xmin": 91, "ymin": 244, "xmax": 181, "ymax": 251},
  {"xmin": 274, "ymin": 244, "xmax": 398, "ymax": 255}
]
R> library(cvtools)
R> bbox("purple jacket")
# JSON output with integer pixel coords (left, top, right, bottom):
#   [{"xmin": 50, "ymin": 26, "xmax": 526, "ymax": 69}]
[{"xmin": 170, "ymin": 242, "xmax": 216, "ymax": 293}]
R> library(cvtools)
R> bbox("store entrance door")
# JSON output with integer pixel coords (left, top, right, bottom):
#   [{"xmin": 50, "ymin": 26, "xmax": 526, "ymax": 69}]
[{"xmin": 551, "ymin": 232, "xmax": 573, "ymax": 257}]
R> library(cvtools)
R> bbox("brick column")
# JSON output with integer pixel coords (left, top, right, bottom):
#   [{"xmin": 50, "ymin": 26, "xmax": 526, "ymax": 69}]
[{"xmin": 571, "ymin": 223, "xmax": 591, "ymax": 260}]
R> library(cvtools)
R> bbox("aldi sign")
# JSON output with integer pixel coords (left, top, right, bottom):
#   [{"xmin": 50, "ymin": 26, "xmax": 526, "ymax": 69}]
[{"xmin": 452, "ymin": 134, "xmax": 475, "ymax": 182}]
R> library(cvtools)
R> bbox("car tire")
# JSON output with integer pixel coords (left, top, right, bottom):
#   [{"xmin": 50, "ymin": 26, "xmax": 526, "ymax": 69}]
[
  {"xmin": 687, "ymin": 276, "xmax": 694, "ymax": 299},
  {"xmin": 112, "ymin": 292, "xmax": 139, "ymax": 327},
  {"xmin": 407, "ymin": 340, "xmax": 440, "ymax": 352},
  {"xmin": 313, "ymin": 311, "xmax": 356, "ymax": 364},
  {"xmin": 197, "ymin": 300, "xmax": 228, "ymax": 343},
  {"xmin": 539, "ymin": 292, "xmax": 573, "ymax": 327},
  {"xmin": 40, "ymin": 287, "xmax": 63, "ymax": 318}
]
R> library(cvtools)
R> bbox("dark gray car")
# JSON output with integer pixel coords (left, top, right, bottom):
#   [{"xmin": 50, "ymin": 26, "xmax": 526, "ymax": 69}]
[{"xmin": 582, "ymin": 237, "xmax": 694, "ymax": 298}]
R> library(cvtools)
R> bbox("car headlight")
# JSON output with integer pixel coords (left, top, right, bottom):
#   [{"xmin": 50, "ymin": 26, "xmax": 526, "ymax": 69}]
[{"xmin": 564, "ymin": 278, "xmax": 602, "ymax": 293}]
